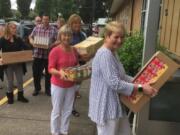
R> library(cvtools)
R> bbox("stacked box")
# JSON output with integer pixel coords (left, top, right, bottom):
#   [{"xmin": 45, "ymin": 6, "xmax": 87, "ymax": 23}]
[
  {"xmin": 0, "ymin": 50, "xmax": 33, "ymax": 65},
  {"xmin": 60, "ymin": 65, "xmax": 92, "ymax": 81},
  {"xmin": 74, "ymin": 36, "xmax": 103, "ymax": 55},
  {"xmin": 33, "ymin": 36, "xmax": 50, "ymax": 49},
  {"xmin": 120, "ymin": 51, "xmax": 179, "ymax": 113}
]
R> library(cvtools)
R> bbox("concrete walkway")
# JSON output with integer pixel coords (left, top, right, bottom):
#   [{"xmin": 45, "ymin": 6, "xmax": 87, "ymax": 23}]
[{"xmin": 0, "ymin": 79, "xmax": 96, "ymax": 135}]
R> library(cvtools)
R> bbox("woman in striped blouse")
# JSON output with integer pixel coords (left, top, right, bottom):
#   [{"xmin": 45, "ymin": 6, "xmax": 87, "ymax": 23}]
[{"xmin": 88, "ymin": 21, "xmax": 157, "ymax": 135}]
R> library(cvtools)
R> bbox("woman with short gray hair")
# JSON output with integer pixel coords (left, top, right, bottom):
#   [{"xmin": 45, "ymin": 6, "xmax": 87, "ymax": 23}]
[{"xmin": 88, "ymin": 21, "xmax": 158, "ymax": 135}]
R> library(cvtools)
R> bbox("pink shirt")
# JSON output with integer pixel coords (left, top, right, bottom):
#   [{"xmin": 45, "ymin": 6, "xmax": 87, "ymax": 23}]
[{"xmin": 48, "ymin": 45, "xmax": 78, "ymax": 88}]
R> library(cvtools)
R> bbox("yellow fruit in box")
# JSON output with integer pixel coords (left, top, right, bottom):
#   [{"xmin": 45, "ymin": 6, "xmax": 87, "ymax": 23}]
[{"xmin": 60, "ymin": 65, "xmax": 92, "ymax": 81}]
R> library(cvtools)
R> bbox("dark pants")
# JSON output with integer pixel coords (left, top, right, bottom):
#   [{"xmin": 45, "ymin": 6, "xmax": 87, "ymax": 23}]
[{"xmin": 32, "ymin": 58, "xmax": 51, "ymax": 94}]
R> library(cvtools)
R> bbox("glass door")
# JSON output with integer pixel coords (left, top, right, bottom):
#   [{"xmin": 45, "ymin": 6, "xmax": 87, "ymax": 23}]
[{"xmin": 136, "ymin": 70, "xmax": 180, "ymax": 135}]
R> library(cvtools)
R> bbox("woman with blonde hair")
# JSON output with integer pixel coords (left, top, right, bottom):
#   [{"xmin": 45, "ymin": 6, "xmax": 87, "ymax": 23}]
[
  {"xmin": 57, "ymin": 17, "xmax": 65, "ymax": 30},
  {"xmin": 67, "ymin": 13, "xmax": 87, "ymax": 117},
  {"xmin": 0, "ymin": 21, "xmax": 29, "ymax": 104},
  {"xmin": 68, "ymin": 14, "xmax": 86, "ymax": 45},
  {"xmin": 88, "ymin": 21, "xmax": 158, "ymax": 135},
  {"xmin": 49, "ymin": 24, "xmax": 79, "ymax": 135}
]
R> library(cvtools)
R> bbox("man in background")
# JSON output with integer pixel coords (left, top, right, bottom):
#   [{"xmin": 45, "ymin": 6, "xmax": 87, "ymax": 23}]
[
  {"xmin": 29, "ymin": 14, "xmax": 57, "ymax": 96},
  {"xmin": 34, "ymin": 16, "xmax": 42, "ymax": 26}
]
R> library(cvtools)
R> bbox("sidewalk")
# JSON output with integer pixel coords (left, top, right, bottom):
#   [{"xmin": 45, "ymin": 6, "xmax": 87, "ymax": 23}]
[{"xmin": 0, "ymin": 79, "xmax": 96, "ymax": 135}]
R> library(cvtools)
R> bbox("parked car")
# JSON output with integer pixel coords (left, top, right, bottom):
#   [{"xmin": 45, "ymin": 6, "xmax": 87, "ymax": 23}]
[
  {"xmin": 92, "ymin": 18, "xmax": 109, "ymax": 37},
  {"xmin": 81, "ymin": 23, "xmax": 92, "ymax": 37},
  {"xmin": 17, "ymin": 20, "xmax": 35, "ymax": 48},
  {"xmin": 97, "ymin": 18, "xmax": 108, "ymax": 26},
  {"xmin": 0, "ymin": 19, "xmax": 5, "ymax": 26},
  {"xmin": 50, "ymin": 22, "xmax": 58, "ymax": 29},
  {"xmin": 92, "ymin": 23, "xmax": 99, "ymax": 37}
]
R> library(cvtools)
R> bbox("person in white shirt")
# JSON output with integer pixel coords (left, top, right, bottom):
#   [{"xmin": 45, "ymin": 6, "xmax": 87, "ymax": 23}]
[{"xmin": 88, "ymin": 21, "xmax": 158, "ymax": 135}]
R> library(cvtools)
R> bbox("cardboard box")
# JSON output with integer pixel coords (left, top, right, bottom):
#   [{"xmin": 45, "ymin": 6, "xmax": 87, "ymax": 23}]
[
  {"xmin": 33, "ymin": 44, "xmax": 49, "ymax": 49},
  {"xmin": 60, "ymin": 65, "xmax": 92, "ymax": 81},
  {"xmin": 74, "ymin": 36, "xmax": 103, "ymax": 55},
  {"xmin": 33, "ymin": 36, "xmax": 49, "ymax": 49},
  {"xmin": 120, "ymin": 51, "xmax": 179, "ymax": 113},
  {"xmin": 0, "ymin": 50, "xmax": 33, "ymax": 65}
]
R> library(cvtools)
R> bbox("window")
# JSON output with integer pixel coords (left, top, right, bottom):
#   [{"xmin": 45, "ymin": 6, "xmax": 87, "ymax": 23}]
[{"xmin": 149, "ymin": 80, "xmax": 180, "ymax": 122}]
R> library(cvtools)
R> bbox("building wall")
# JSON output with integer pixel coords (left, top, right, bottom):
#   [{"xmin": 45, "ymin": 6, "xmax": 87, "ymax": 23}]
[
  {"xmin": 131, "ymin": 0, "xmax": 143, "ymax": 31},
  {"xmin": 114, "ymin": 1, "xmax": 133, "ymax": 32},
  {"xmin": 112, "ymin": 0, "xmax": 143, "ymax": 32},
  {"xmin": 159, "ymin": 0, "xmax": 180, "ymax": 56},
  {"xmin": 112, "ymin": 0, "xmax": 180, "ymax": 57}
]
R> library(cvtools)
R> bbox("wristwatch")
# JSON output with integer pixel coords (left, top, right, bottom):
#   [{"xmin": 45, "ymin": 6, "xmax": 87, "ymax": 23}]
[{"xmin": 138, "ymin": 84, "xmax": 143, "ymax": 92}]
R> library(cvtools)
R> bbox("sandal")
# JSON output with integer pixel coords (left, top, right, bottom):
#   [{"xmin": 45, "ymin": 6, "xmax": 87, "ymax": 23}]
[
  {"xmin": 75, "ymin": 92, "xmax": 81, "ymax": 99},
  {"xmin": 72, "ymin": 110, "xmax": 80, "ymax": 117}
]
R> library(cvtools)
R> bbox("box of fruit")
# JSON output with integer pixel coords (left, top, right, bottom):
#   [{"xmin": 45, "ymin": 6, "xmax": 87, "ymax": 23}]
[
  {"xmin": 33, "ymin": 36, "xmax": 50, "ymax": 49},
  {"xmin": 120, "ymin": 51, "xmax": 179, "ymax": 113},
  {"xmin": 74, "ymin": 36, "xmax": 103, "ymax": 55},
  {"xmin": 60, "ymin": 64, "xmax": 92, "ymax": 81}
]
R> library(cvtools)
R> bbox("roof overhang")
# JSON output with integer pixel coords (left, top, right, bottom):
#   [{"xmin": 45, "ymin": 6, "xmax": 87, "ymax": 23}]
[{"xmin": 110, "ymin": 0, "xmax": 131, "ymax": 16}]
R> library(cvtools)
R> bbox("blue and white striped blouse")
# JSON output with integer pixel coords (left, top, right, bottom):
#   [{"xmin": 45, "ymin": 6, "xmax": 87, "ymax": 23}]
[{"xmin": 88, "ymin": 46, "xmax": 134, "ymax": 125}]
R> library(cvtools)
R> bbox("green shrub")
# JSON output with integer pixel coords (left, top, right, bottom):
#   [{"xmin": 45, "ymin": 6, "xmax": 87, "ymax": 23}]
[{"xmin": 117, "ymin": 32, "xmax": 144, "ymax": 76}]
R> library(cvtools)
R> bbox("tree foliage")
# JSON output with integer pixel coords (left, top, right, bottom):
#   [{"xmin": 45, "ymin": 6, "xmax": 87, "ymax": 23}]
[
  {"xmin": 77, "ymin": 0, "xmax": 110, "ymax": 23},
  {"xmin": 14, "ymin": 10, "xmax": 21, "ymax": 20},
  {"xmin": 52, "ymin": 0, "xmax": 78, "ymax": 20},
  {"xmin": 50, "ymin": 0, "xmax": 78, "ymax": 20},
  {"xmin": 0, "ymin": 0, "xmax": 12, "ymax": 18},
  {"xmin": 29, "ymin": 10, "xmax": 38, "ymax": 20},
  {"xmin": 34, "ymin": 0, "xmax": 110, "ymax": 22},
  {"xmin": 17, "ymin": 0, "xmax": 32, "ymax": 19},
  {"xmin": 35, "ymin": 0, "xmax": 52, "ymax": 17},
  {"xmin": 35, "ymin": 0, "xmax": 78, "ymax": 20}
]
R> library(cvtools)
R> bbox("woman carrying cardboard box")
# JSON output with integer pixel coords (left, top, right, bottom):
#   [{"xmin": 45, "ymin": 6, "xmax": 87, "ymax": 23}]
[
  {"xmin": 67, "ymin": 14, "xmax": 87, "ymax": 117},
  {"xmin": 0, "ymin": 21, "xmax": 29, "ymax": 104},
  {"xmin": 88, "ymin": 21, "xmax": 158, "ymax": 135},
  {"xmin": 48, "ymin": 25, "xmax": 80, "ymax": 135}
]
